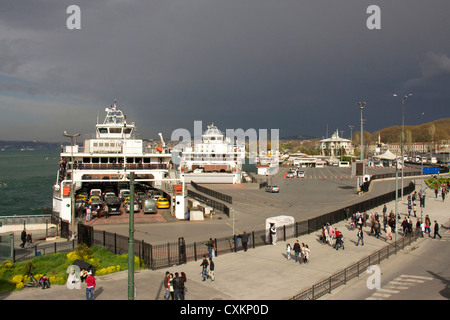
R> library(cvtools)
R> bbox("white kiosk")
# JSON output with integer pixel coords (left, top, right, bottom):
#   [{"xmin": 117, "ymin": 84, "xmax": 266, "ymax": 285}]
[{"xmin": 265, "ymin": 215, "xmax": 295, "ymax": 244}]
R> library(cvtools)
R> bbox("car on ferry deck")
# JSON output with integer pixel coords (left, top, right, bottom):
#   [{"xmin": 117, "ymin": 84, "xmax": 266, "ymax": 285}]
[
  {"xmin": 156, "ymin": 197, "xmax": 170, "ymax": 209},
  {"xmin": 104, "ymin": 192, "xmax": 121, "ymax": 214},
  {"xmin": 89, "ymin": 195, "xmax": 103, "ymax": 207},
  {"xmin": 124, "ymin": 196, "xmax": 140, "ymax": 213},
  {"xmin": 142, "ymin": 197, "xmax": 157, "ymax": 214}
]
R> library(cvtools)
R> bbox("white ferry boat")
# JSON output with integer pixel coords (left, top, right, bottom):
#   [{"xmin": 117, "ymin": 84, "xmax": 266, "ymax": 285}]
[
  {"xmin": 53, "ymin": 101, "xmax": 186, "ymax": 222},
  {"xmin": 178, "ymin": 123, "xmax": 245, "ymax": 184}
]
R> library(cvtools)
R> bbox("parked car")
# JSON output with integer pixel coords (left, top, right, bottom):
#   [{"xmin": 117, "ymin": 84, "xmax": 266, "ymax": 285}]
[
  {"xmin": 286, "ymin": 172, "xmax": 295, "ymax": 178},
  {"xmin": 156, "ymin": 197, "xmax": 170, "ymax": 209},
  {"xmin": 89, "ymin": 195, "xmax": 103, "ymax": 206},
  {"xmin": 265, "ymin": 185, "xmax": 280, "ymax": 193},
  {"xmin": 152, "ymin": 191, "xmax": 164, "ymax": 201},
  {"xmin": 124, "ymin": 197, "xmax": 140, "ymax": 213},
  {"xmin": 104, "ymin": 192, "xmax": 121, "ymax": 214},
  {"xmin": 297, "ymin": 170, "xmax": 305, "ymax": 178},
  {"xmin": 142, "ymin": 197, "xmax": 157, "ymax": 214}
]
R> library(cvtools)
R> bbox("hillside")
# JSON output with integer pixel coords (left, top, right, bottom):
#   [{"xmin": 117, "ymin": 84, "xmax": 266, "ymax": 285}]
[{"xmin": 354, "ymin": 118, "xmax": 450, "ymax": 144}]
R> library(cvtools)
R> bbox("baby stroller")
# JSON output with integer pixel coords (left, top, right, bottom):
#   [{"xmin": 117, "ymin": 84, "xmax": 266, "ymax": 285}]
[{"xmin": 349, "ymin": 220, "xmax": 355, "ymax": 230}]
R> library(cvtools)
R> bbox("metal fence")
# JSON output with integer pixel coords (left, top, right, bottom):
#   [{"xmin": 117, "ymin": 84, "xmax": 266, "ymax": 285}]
[
  {"xmin": 191, "ymin": 181, "xmax": 233, "ymax": 204},
  {"xmin": 12, "ymin": 240, "xmax": 77, "ymax": 263},
  {"xmin": 290, "ymin": 231, "xmax": 420, "ymax": 300},
  {"xmin": 78, "ymin": 182, "xmax": 416, "ymax": 271},
  {"xmin": 187, "ymin": 190, "xmax": 231, "ymax": 217}
]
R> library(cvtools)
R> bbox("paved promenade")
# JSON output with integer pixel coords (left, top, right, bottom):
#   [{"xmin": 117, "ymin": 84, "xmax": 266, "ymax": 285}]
[{"xmin": 1, "ymin": 183, "xmax": 448, "ymax": 301}]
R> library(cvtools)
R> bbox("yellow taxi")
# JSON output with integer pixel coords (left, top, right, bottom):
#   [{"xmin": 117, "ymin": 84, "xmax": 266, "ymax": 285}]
[
  {"xmin": 156, "ymin": 197, "xmax": 170, "ymax": 209},
  {"xmin": 75, "ymin": 194, "xmax": 87, "ymax": 202}
]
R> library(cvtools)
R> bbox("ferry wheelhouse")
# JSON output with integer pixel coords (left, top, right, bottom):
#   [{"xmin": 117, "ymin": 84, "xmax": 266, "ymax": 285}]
[
  {"xmin": 178, "ymin": 123, "xmax": 245, "ymax": 184},
  {"xmin": 53, "ymin": 102, "xmax": 186, "ymax": 222}
]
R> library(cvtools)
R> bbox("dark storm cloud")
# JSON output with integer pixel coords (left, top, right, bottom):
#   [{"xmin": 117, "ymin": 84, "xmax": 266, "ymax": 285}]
[{"xmin": 0, "ymin": 0, "xmax": 449, "ymax": 141}]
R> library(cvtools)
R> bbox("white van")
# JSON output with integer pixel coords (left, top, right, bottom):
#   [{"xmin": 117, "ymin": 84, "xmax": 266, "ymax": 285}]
[{"xmin": 338, "ymin": 161, "xmax": 350, "ymax": 168}]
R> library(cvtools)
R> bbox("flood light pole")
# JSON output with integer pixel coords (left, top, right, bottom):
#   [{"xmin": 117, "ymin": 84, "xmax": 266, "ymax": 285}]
[{"xmin": 393, "ymin": 93, "xmax": 412, "ymax": 199}]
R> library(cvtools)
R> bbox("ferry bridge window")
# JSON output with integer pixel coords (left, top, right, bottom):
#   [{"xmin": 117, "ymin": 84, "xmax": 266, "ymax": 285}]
[
  {"xmin": 124, "ymin": 128, "xmax": 132, "ymax": 134},
  {"xmin": 98, "ymin": 128, "xmax": 108, "ymax": 134},
  {"xmin": 110, "ymin": 128, "xmax": 122, "ymax": 134}
]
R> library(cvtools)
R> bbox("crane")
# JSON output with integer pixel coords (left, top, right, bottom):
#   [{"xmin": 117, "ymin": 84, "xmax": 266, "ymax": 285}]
[{"xmin": 156, "ymin": 132, "xmax": 166, "ymax": 153}]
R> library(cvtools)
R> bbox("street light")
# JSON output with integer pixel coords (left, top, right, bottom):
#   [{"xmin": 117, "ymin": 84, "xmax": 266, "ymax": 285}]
[
  {"xmin": 357, "ymin": 102, "xmax": 366, "ymax": 161},
  {"xmin": 349, "ymin": 125, "xmax": 355, "ymax": 155},
  {"xmin": 393, "ymin": 93, "xmax": 413, "ymax": 199},
  {"xmin": 63, "ymin": 131, "xmax": 80, "ymax": 240}
]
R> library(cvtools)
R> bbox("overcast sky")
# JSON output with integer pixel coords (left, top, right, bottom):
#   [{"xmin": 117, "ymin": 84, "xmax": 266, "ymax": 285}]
[{"xmin": 1, "ymin": 0, "xmax": 449, "ymax": 142}]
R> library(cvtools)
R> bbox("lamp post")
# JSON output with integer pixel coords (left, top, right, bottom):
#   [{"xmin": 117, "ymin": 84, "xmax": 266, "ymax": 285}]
[
  {"xmin": 393, "ymin": 93, "xmax": 413, "ymax": 200},
  {"xmin": 63, "ymin": 131, "xmax": 80, "ymax": 240},
  {"xmin": 357, "ymin": 102, "xmax": 366, "ymax": 161},
  {"xmin": 349, "ymin": 125, "xmax": 354, "ymax": 156}
]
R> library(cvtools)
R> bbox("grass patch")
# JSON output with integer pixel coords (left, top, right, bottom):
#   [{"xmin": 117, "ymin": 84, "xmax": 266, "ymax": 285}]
[
  {"xmin": 425, "ymin": 177, "xmax": 450, "ymax": 189},
  {"xmin": 0, "ymin": 244, "xmax": 143, "ymax": 294}
]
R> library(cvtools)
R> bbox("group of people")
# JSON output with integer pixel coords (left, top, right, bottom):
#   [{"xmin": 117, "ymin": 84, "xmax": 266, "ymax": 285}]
[
  {"xmin": 350, "ymin": 204, "xmax": 443, "ymax": 244},
  {"xmin": 163, "ymin": 271, "xmax": 187, "ymax": 300},
  {"xmin": 320, "ymin": 223, "xmax": 344, "ymax": 250},
  {"xmin": 434, "ymin": 181, "xmax": 449, "ymax": 201},
  {"xmin": 286, "ymin": 240, "xmax": 310, "ymax": 263}
]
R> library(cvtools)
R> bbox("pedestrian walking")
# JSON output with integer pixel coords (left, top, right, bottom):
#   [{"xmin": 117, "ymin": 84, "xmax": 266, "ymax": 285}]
[
  {"xmin": 173, "ymin": 272, "xmax": 185, "ymax": 299},
  {"xmin": 168, "ymin": 273, "xmax": 174, "ymax": 300},
  {"xmin": 286, "ymin": 243, "xmax": 291, "ymax": 260},
  {"xmin": 356, "ymin": 228, "xmax": 364, "ymax": 246},
  {"xmin": 85, "ymin": 271, "xmax": 96, "ymax": 300},
  {"xmin": 209, "ymin": 258, "xmax": 215, "ymax": 281},
  {"xmin": 181, "ymin": 272, "xmax": 187, "ymax": 299},
  {"xmin": 303, "ymin": 244, "xmax": 310, "ymax": 263},
  {"xmin": 293, "ymin": 240, "xmax": 301, "ymax": 263},
  {"xmin": 335, "ymin": 228, "xmax": 344, "ymax": 250},
  {"xmin": 200, "ymin": 255, "xmax": 209, "ymax": 281},
  {"xmin": 425, "ymin": 215, "xmax": 431, "ymax": 237},
  {"xmin": 20, "ymin": 228, "xmax": 27, "ymax": 248},
  {"xmin": 433, "ymin": 221, "xmax": 442, "ymax": 239},
  {"xmin": 241, "ymin": 231, "xmax": 248, "ymax": 252},
  {"xmin": 206, "ymin": 238, "xmax": 215, "ymax": 259},
  {"xmin": 385, "ymin": 224, "xmax": 392, "ymax": 241},
  {"xmin": 163, "ymin": 271, "xmax": 170, "ymax": 300}
]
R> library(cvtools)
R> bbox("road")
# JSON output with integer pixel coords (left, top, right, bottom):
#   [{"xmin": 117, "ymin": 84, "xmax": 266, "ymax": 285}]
[
  {"xmin": 93, "ymin": 166, "xmax": 423, "ymax": 244},
  {"xmin": 320, "ymin": 234, "xmax": 450, "ymax": 300}
]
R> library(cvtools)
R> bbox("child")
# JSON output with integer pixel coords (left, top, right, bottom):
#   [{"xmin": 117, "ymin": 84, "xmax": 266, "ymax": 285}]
[{"xmin": 286, "ymin": 243, "xmax": 291, "ymax": 260}]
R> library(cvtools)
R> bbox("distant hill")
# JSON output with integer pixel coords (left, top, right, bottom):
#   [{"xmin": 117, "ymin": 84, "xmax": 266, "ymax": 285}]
[
  {"xmin": 353, "ymin": 118, "xmax": 450, "ymax": 144},
  {"xmin": 0, "ymin": 141, "xmax": 60, "ymax": 151}
]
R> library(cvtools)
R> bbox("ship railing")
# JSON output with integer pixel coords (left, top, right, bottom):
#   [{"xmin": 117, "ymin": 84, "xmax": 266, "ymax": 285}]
[{"xmin": 66, "ymin": 163, "xmax": 169, "ymax": 170}]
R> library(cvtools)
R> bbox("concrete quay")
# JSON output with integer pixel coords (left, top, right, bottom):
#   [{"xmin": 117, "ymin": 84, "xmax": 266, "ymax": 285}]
[{"xmin": 1, "ymin": 182, "xmax": 448, "ymax": 301}]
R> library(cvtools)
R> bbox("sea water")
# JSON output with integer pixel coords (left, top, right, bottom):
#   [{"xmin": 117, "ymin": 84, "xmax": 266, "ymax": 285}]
[{"xmin": 0, "ymin": 150, "xmax": 59, "ymax": 216}]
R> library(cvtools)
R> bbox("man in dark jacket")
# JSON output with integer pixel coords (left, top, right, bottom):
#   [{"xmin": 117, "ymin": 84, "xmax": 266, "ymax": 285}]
[
  {"xmin": 293, "ymin": 240, "xmax": 301, "ymax": 263},
  {"xmin": 21, "ymin": 228, "xmax": 27, "ymax": 248},
  {"xmin": 200, "ymin": 255, "xmax": 209, "ymax": 281},
  {"xmin": 433, "ymin": 221, "xmax": 442, "ymax": 239},
  {"xmin": 172, "ymin": 272, "xmax": 185, "ymax": 300}
]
